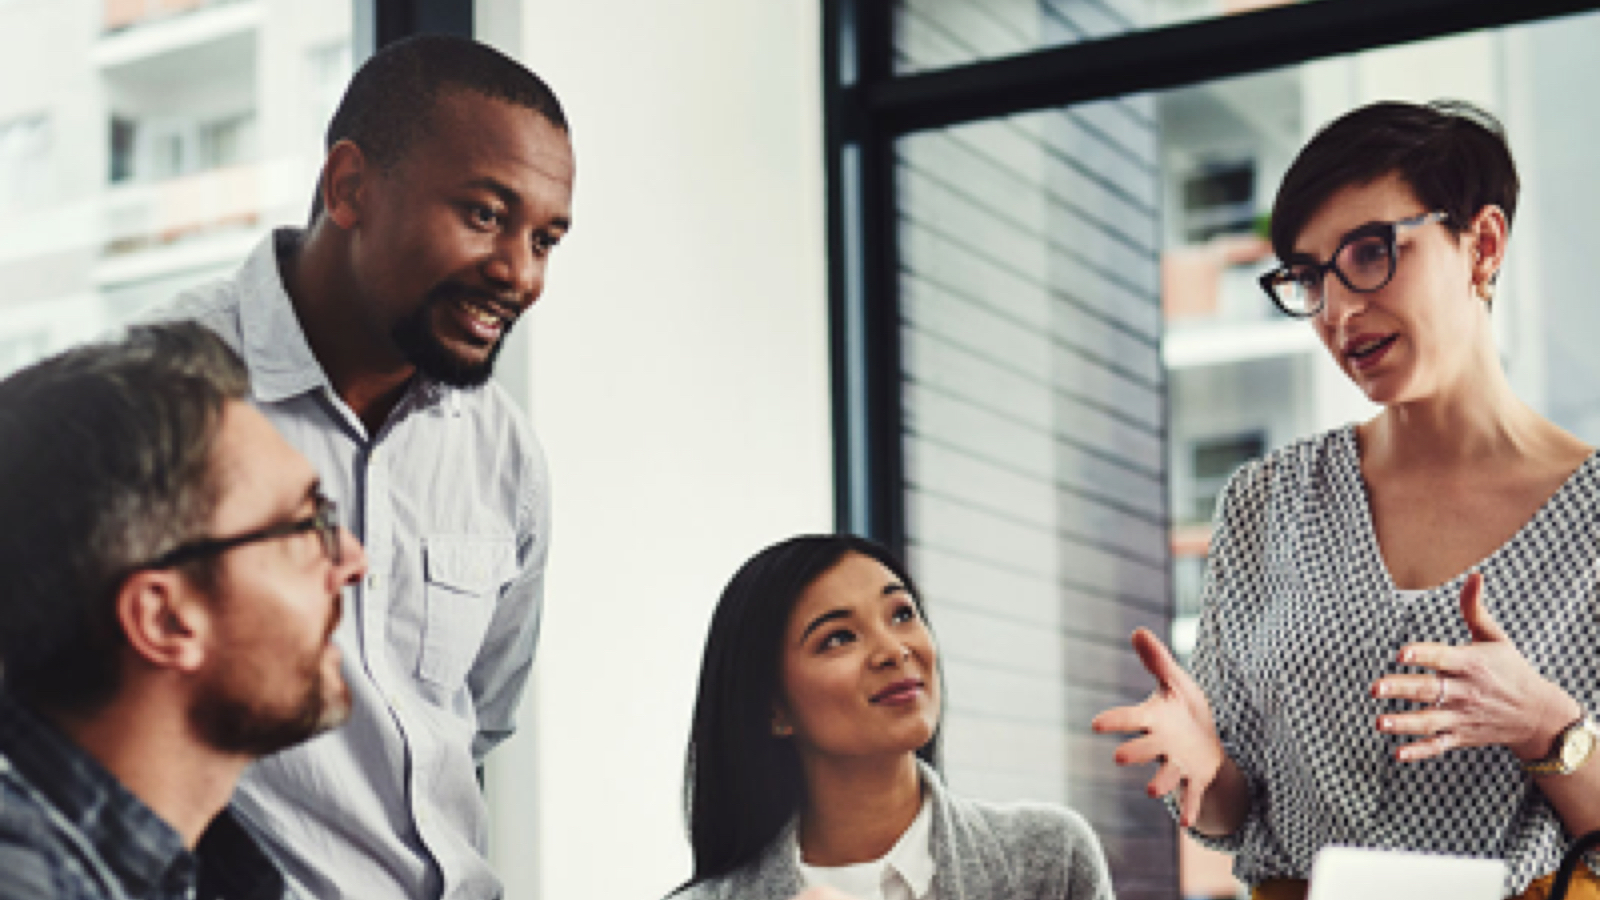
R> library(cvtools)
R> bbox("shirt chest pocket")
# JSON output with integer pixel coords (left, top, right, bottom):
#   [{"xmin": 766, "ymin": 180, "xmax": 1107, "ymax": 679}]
[{"xmin": 420, "ymin": 534, "xmax": 518, "ymax": 688}]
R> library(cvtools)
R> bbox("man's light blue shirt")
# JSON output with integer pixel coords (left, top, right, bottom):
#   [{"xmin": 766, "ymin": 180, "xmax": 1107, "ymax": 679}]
[{"xmin": 146, "ymin": 230, "xmax": 550, "ymax": 900}]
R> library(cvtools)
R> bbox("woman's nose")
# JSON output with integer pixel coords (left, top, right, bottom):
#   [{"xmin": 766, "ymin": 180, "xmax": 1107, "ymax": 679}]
[{"xmin": 872, "ymin": 642, "xmax": 912, "ymax": 668}]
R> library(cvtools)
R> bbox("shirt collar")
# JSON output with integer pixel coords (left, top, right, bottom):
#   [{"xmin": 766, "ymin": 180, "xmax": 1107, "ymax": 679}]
[
  {"xmin": 884, "ymin": 791, "xmax": 936, "ymax": 898},
  {"xmin": 791, "ymin": 789, "xmax": 936, "ymax": 900},
  {"xmin": 233, "ymin": 229, "xmax": 331, "ymax": 404},
  {"xmin": 237, "ymin": 229, "xmax": 459, "ymax": 415},
  {"xmin": 0, "ymin": 694, "xmax": 283, "ymax": 899}
]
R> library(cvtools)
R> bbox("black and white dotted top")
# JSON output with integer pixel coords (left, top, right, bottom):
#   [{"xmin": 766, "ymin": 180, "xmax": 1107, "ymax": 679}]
[{"xmin": 1188, "ymin": 425, "xmax": 1600, "ymax": 894}]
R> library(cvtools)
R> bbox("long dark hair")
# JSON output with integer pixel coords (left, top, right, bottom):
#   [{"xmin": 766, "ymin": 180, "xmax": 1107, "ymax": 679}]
[{"xmin": 674, "ymin": 535, "xmax": 940, "ymax": 894}]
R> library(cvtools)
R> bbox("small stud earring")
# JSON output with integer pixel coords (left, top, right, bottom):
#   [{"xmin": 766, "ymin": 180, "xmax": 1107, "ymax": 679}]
[{"xmin": 1477, "ymin": 281, "xmax": 1496, "ymax": 302}]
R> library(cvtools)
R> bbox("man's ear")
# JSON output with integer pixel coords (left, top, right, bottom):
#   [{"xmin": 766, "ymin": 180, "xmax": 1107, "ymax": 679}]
[
  {"xmin": 115, "ymin": 571, "xmax": 212, "ymax": 675},
  {"xmin": 320, "ymin": 140, "xmax": 371, "ymax": 231}
]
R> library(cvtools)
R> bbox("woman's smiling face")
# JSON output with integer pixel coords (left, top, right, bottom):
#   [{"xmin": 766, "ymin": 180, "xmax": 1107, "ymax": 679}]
[{"xmin": 773, "ymin": 552, "xmax": 941, "ymax": 764}]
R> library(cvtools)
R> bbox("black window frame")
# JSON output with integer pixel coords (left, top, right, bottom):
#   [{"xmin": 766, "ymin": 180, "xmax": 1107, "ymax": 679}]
[{"xmin": 825, "ymin": 0, "xmax": 1600, "ymax": 555}]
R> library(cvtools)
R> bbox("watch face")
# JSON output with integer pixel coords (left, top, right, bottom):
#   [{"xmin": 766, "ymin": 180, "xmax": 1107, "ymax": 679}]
[{"xmin": 1561, "ymin": 725, "xmax": 1598, "ymax": 772}]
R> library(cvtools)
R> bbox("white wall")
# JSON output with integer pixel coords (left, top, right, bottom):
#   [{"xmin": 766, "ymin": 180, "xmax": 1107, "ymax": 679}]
[{"xmin": 479, "ymin": 3, "xmax": 833, "ymax": 898}]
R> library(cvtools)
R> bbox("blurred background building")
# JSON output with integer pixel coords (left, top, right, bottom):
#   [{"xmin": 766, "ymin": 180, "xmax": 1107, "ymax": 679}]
[{"xmin": 3, "ymin": 1, "xmax": 1600, "ymax": 898}]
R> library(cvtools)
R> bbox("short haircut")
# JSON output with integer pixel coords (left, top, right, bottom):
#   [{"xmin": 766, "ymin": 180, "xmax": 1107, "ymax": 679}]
[
  {"xmin": 0, "ymin": 322, "xmax": 249, "ymax": 713},
  {"xmin": 308, "ymin": 34, "xmax": 569, "ymax": 223},
  {"xmin": 1269, "ymin": 100, "xmax": 1519, "ymax": 261},
  {"xmin": 677, "ymin": 534, "xmax": 941, "ymax": 894}
]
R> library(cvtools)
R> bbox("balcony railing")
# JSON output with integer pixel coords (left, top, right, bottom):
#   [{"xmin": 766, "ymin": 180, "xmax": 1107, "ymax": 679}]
[
  {"xmin": 102, "ymin": 162, "xmax": 260, "ymax": 255},
  {"xmin": 103, "ymin": 0, "xmax": 230, "ymax": 33}
]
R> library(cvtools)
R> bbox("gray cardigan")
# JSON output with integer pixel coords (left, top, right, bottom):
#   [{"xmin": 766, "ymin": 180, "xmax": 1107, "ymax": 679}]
[{"xmin": 672, "ymin": 763, "xmax": 1117, "ymax": 900}]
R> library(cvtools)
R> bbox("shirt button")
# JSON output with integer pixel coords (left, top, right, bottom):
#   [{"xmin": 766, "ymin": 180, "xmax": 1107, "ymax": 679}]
[{"xmin": 367, "ymin": 573, "xmax": 381, "ymax": 590}]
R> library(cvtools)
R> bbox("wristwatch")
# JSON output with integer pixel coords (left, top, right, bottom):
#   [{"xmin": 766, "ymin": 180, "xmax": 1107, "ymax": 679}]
[{"xmin": 1522, "ymin": 716, "xmax": 1600, "ymax": 776}]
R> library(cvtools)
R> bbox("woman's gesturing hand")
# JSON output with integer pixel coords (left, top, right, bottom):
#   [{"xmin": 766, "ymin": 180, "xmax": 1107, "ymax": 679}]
[
  {"xmin": 1371, "ymin": 572, "xmax": 1581, "ymax": 762},
  {"xmin": 1091, "ymin": 628, "xmax": 1230, "ymax": 829}
]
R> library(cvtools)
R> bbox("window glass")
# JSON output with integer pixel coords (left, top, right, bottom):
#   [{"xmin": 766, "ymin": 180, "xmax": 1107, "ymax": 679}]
[
  {"xmin": 896, "ymin": 94, "xmax": 1175, "ymax": 896},
  {"xmin": 0, "ymin": 0, "xmax": 352, "ymax": 378},
  {"xmin": 895, "ymin": 0, "xmax": 1324, "ymax": 74}
]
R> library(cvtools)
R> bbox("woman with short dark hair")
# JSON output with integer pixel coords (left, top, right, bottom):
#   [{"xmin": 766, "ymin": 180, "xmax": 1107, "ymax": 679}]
[
  {"xmin": 669, "ymin": 534, "xmax": 1115, "ymax": 900},
  {"xmin": 1095, "ymin": 100, "xmax": 1600, "ymax": 900}
]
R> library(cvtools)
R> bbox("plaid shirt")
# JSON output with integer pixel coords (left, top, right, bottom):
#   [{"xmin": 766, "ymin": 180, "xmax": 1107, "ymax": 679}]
[{"xmin": 0, "ymin": 694, "xmax": 284, "ymax": 900}]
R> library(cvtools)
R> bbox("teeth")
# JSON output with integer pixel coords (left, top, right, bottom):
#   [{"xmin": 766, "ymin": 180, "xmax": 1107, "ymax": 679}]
[
  {"xmin": 1349, "ymin": 336, "xmax": 1388, "ymax": 356},
  {"xmin": 464, "ymin": 303, "xmax": 502, "ymax": 329}
]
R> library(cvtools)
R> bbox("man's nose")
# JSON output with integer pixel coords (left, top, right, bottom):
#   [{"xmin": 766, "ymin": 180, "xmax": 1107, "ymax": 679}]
[
  {"xmin": 483, "ymin": 234, "xmax": 543, "ymax": 304},
  {"xmin": 335, "ymin": 527, "xmax": 369, "ymax": 588}
]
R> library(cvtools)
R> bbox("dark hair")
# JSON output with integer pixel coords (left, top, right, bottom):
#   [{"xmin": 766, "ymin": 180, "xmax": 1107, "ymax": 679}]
[
  {"xmin": 308, "ymin": 34, "xmax": 569, "ymax": 223},
  {"xmin": 0, "ymin": 322, "xmax": 249, "ymax": 713},
  {"xmin": 676, "ymin": 534, "xmax": 940, "ymax": 894},
  {"xmin": 1269, "ymin": 100, "xmax": 1519, "ymax": 261}
]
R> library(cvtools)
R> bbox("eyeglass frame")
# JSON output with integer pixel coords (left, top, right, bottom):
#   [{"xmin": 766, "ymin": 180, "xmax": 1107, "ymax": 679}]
[
  {"xmin": 134, "ymin": 491, "xmax": 343, "ymax": 572},
  {"xmin": 1258, "ymin": 210, "xmax": 1450, "ymax": 318}
]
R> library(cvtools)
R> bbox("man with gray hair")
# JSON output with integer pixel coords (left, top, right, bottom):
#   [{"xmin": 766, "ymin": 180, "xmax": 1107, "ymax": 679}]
[{"xmin": 0, "ymin": 322, "xmax": 368, "ymax": 899}]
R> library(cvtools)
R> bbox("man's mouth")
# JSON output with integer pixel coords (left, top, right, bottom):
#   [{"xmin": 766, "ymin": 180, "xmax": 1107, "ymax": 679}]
[{"xmin": 449, "ymin": 293, "xmax": 517, "ymax": 343}]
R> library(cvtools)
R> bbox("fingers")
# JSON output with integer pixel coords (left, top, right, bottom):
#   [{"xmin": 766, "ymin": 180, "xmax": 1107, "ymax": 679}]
[
  {"xmin": 1397, "ymin": 641, "xmax": 1465, "ymax": 675},
  {"xmin": 1131, "ymin": 627, "xmax": 1184, "ymax": 691},
  {"xmin": 1090, "ymin": 704, "xmax": 1147, "ymax": 736},
  {"xmin": 1180, "ymin": 771, "xmax": 1208, "ymax": 829},
  {"xmin": 1458, "ymin": 572, "xmax": 1507, "ymax": 644},
  {"xmin": 1378, "ymin": 708, "xmax": 1453, "ymax": 737},
  {"xmin": 1113, "ymin": 734, "xmax": 1168, "ymax": 768},
  {"xmin": 1144, "ymin": 761, "xmax": 1211, "ymax": 828},
  {"xmin": 1372, "ymin": 673, "xmax": 1447, "ymax": 705},
  {"xmin": 1392, "ymin": 730, "xmax": 1459, "ymax": 763},
  {"xmin": 1147, "ymin": 758, "xmax": 1184, "ymax": 800}
]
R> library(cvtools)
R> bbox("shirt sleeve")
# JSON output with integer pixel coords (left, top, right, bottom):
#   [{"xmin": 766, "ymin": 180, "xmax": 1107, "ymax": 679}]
[
  {"xmin": 465, "ymin": 438, "xmax": 551, "ymax": 763},
  {"xmin": 1178, "ymin": 459, "xmax": 1272, "ymax": 853}
]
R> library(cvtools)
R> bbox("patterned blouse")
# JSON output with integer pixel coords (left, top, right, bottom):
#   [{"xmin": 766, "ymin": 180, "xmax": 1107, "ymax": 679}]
[{"xmin": 1189, "ymin": 425, "xmax": 1600, "ymax": 894}]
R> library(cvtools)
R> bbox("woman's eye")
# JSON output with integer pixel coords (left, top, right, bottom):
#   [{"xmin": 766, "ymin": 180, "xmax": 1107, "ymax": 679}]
[
  {"xmin": 819, "ymin": 629, "xmax": 855, "ymax": 651},
  {"xmin": 1347, "ymin": 238, "xmax": 1391, "ymax": 267},
  {"xmin": 466, "ymin": 204, "xmax": 500, "ymax": 228},
  {"xmin": 1286, "ymin": 267, "xmax": 1318, "ymax": 289},
  {"xmin": 891, "ymin": 604, "xmax": 918, "ymax": 624}
]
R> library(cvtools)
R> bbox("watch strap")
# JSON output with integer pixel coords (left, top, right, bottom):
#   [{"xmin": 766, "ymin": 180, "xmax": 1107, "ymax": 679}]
[{"xmin": 1522, "ymin": 716, "xmax": 1598, "ymax": 776}]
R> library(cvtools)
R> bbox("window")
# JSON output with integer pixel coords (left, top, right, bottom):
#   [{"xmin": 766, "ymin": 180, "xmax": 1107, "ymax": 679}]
[
  {"xmin": 198, "ymin": 112, "xmax": 255, "ymax": 170},
  {"xmin": 1189, "ymin": 431, "xmax": 1265, "ymax": 523},
  {"xmin": 1181, "ymin": 158, "xmax": 1256, "ymax": 243},
  {"xmin": 109, "ymin": 115, "xmax": 137, "ymax": 183},
  {"xmin": 0, "ymin": 113, "xmax": 51, "ymax": 212}
]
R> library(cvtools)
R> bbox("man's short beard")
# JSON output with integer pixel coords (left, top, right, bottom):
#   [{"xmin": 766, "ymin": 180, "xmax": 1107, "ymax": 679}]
[
  {"xmin": 190, "ymin": 591, "xmax": 349, "ymax": 758},
  {"xmin": 190, "ymin": 662, "xmax": 348, "ymax": 758},
  {"xmin": 391, "ymin": 283, "xmax": 514, "ymax": 389}
]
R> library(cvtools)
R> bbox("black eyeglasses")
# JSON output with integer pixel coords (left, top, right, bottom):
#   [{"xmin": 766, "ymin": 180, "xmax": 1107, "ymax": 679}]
[
  {"xmin": 1259, "ymin": 210, "xmax": 1448, "ymax": 318},
  {"xmin": 138, "ymin": 492, "xmax": 343, "ymax": 571}
]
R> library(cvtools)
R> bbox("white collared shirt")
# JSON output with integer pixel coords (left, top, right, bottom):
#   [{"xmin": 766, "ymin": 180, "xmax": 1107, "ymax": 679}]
[
  {"xmin": 796, "ymin": 794, "xmax": 938, "ymax": 900},
  {"xmin": 143, "ymin": 230, "xmax": 551, "ymax": 900}
]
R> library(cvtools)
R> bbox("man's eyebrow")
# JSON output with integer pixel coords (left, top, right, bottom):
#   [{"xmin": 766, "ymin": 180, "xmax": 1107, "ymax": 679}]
[{"xmin": 462, "ymin": 177, "xmax": 571, "ymax": 232}]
